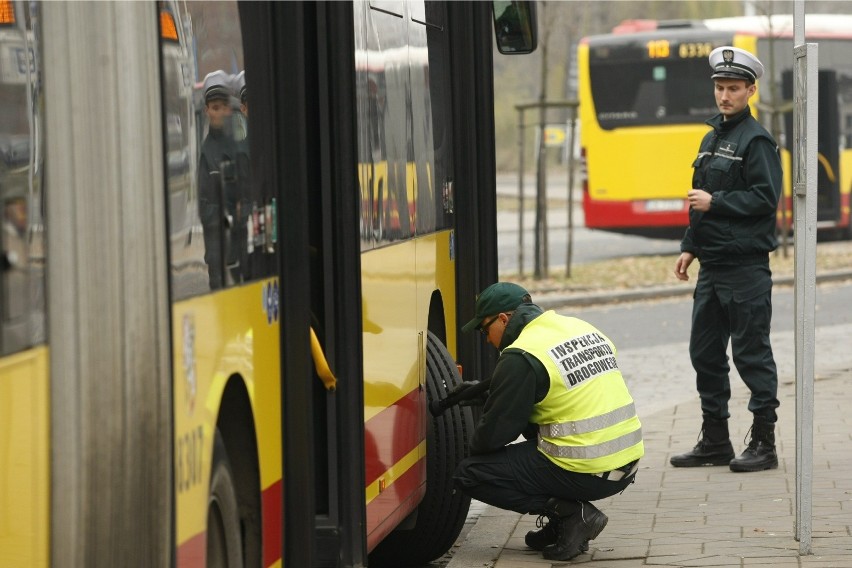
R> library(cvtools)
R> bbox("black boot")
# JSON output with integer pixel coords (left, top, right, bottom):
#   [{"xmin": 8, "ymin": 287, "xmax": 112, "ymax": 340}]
[
  {"xmin": 729, "ymin": 416, "xmax": 778, "ymax": 472},
  {"xmin": 541, "ymin": 500, "xmax": 607, "ymax": 561},
  {"xmin": 525, "ymin": 513, "xmax": 589, "ymax": 552},
  {"xmin": 525, "ymin": 513, "xmax": 559, "ymax": 551},
  {"xmin": 670, "ymin": 416, "xmax": 735, "ymax": 467}
]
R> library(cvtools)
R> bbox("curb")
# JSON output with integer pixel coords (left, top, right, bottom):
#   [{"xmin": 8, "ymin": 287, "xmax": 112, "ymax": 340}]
[{"xmin": 531, "ymin": 269, "xmax": 852, "ymax": 310}]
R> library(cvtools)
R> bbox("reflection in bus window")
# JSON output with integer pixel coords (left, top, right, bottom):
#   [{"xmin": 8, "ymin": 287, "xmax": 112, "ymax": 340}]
[
  {"xmin": 160, "ymin": 0, "xmax": 269, "ymax": 300},
  {"xmin": 0, "ymin": 0, "xmax": 45, "ymax": 355},
  {"xmin": 358, "ymin": 2, "xmax": 444, "ymax": 249}
]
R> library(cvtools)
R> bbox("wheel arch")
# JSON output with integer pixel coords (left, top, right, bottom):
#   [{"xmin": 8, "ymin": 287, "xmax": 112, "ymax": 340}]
[
  {"xmin": 428, "ymin": 288, "xmax": 448, "ymax": 348},
  {"xmin": 217, "ymin": 375, "xmax": 263, "ymax": 567}
]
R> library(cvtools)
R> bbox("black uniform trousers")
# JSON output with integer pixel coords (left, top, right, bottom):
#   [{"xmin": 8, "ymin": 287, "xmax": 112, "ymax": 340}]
[
  {"xmin": 453, "ymin": 439, "xmax": 635, "ymax": 515},
  {"xmin": 690, "ymin": 262, "xmax": 779, "ymax": 423}
]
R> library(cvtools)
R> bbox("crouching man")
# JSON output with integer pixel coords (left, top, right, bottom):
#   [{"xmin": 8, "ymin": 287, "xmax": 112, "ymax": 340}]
[{"xmin": 453, "ymin": 282, "xmax": 644, "ymax": 561}]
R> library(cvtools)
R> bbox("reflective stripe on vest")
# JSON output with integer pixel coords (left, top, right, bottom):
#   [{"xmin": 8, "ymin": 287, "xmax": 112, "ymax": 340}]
[
  {"xmin": 539, "ymin": 427, "xmax": 643, "ymax": 459},
  {"xmin": 539, "ymin": 402, "xmax": 637, "ymax": 438}
]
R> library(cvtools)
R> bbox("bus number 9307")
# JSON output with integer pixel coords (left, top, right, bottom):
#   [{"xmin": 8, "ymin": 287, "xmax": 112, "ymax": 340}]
[{"xmin": 176, "ymin": 425, "xmax": 204, "ymax": 492}]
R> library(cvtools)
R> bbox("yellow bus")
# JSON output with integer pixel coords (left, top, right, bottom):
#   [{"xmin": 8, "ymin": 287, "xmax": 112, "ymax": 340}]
[
  {"xmin": 578, "ymin": 14, "xmax": 852, "ymax": 239},
  {"xmin": 0, "ymin": 1, "xmax": 536, "ymax": 566}
]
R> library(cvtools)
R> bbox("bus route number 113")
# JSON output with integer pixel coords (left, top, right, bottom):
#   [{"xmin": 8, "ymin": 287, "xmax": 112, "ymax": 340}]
[{"xmin": 646, "ymin": 40, "xmax": 670, "ymax": 59}]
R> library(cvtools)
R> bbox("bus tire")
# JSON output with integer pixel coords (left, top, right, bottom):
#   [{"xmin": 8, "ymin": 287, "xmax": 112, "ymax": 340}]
[
  {"xmin": 368, "ymin": 331, "xmax": 474, "ymax": 567},
  {"xmin": 207, "ymin": 430, "xmax": 244, "ymax": 568}
]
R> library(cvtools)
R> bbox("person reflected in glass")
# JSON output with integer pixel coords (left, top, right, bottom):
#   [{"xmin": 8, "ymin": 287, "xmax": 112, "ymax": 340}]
[{"xmin": 198, "ymin": 69, "xmax": 237, "ymax": 289}]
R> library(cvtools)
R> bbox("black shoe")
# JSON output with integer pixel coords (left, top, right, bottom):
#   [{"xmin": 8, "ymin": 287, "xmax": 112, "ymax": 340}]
[
  {"xmin": 541, "ymin": 501, "xmax": 607, "ymax": 561},
  {"xmin": 525, "ymin": 514, "xmax": 589, "ymax": 552},
  {"xmin": 670, "ymin": 416, "xmax": 735, "ymax": 467},
  {"xmin": 730, "ymin": 416, "xmax": 778, "ymax": 472}
]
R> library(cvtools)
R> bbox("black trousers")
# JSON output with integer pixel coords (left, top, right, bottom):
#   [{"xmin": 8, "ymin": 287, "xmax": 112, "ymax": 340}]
[
  {"xmin": 690, "ymin": 263, "xmax": 779, "ymax": 422},
  {"xmin": 453, "ymin": 440, "xmax": 635, "ymax": 515}
]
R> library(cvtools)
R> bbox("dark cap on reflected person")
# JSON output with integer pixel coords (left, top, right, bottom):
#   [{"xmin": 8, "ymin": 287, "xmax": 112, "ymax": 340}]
[
  {"xmin": 709, "ymin": 46, "xmax": 764, "ymax": 83},
  {"xmin": 202, "ymin": 70, "xmax": 232, "ymax": 103},
  {"xmin": 461, "ymin": 282, "xmax": 531, "ymax": 333}
]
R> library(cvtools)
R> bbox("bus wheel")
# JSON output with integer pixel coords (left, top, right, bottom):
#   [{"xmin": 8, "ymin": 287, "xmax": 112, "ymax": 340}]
[
  {"xmin": 368, "ymin": 331, "xmax": 475, "ymax": 567},
  {"xmin": 207, "ymin": 430, "xmax": 244, "ymax": 568}
]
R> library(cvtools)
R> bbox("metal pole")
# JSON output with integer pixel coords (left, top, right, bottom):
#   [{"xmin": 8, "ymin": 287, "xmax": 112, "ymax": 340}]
[
  {"xmin": 517, "ymin": 107, "xmax": 525, "ymax": 276},
  {"xmin": 537, "ymin": 120, "xmax": 548, "ymax": 279},
  {"xmin": 793, "ymin": 0, "xmax": 815, "ymax": 554},
  {"xmin": 535, "ymin": 12, "xmax": 549, "ymax": 280},
  {"xmin": 767, "ymin": 16, "xmax": 790, "ymax": 258},
  {"xmin": 565, "ymin": 104, "xmax": 577, "ymax": 278}
]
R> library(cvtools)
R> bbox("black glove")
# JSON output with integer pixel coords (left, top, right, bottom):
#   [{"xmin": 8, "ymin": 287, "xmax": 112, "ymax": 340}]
[{"xmin": 447, "ymin": 380, "xmax": 488, "ymax": 407}]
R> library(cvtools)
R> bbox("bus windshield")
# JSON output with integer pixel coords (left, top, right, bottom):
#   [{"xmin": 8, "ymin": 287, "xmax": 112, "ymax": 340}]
[{"xmin": 588, "ymin": 29, "xmax": 732, "ymax": 129}]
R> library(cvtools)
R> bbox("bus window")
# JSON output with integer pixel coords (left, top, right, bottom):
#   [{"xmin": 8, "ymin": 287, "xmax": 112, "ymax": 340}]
[
  {"xmin": 161, "ymin": 0, "xmax": 263, "ymax": 299},
  {"xmin": 0, "ymin": 0, "xmax": 44, "ymax": 356},
  {"xmin": 587, "ymin": 31, "xmax": 727, "ymax": 130},
  {"xmin": 361, "ymin": 2, "xmax": 414, "ymax": 244}
]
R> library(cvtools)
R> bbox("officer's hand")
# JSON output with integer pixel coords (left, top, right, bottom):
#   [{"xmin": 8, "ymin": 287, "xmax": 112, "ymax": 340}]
[
  {"xmin": 687, "ymin": 189, "xmax": 712, "ymax": 212},
  {"xmin": 447, "ymin": 380, "xmax": 479, "ymax": 397},
  {"xmin": 447, "ymin": 380, "xmax": 488, "ymax": 406},
  {"xmin": 674, "ymin": 252, "xmax": 695, "ymax": 282}
]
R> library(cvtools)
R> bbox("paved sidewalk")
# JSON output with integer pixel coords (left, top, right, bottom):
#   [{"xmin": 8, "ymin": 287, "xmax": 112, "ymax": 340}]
[{"xmin": 447, "ymin": 325, "xmax": 852, "ymax": 568}]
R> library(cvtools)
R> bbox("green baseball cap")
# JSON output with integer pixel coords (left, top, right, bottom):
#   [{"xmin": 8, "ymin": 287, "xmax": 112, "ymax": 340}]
[{"xmin": 461, "ymin": 282, "xmax": 531, "ymax": 333}]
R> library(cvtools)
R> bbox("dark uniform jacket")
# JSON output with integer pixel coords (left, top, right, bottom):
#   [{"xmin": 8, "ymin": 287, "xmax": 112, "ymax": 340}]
[
  {"xmin": 470, "ymin": 303, "xmax": 550, "ymax": 455},
  {"xmin": 680, "ymin": 107, "xmax": 782, "ymax": 266},
  {"xmin": 198, "ymin": 125, "xmax": 246, "ymax": 287},
  {"xmin": 198, "ymin": 126, "xmax": 238, "ymax": 232}
]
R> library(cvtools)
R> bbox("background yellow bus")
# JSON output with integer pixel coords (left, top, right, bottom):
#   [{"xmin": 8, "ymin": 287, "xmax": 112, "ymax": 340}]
[
  {"xmin": 0, "ymin": 1, "xmax": 537, "ymax": 566},
  {"xmin": 578, "ymin": 14, "xmax": 852, "ymax": 240}
]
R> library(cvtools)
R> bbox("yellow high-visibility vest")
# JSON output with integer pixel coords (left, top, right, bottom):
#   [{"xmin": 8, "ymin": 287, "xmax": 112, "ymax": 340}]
[{"xmin": 508, "ymin": 311, "xmax": 644, "ymax": 473}]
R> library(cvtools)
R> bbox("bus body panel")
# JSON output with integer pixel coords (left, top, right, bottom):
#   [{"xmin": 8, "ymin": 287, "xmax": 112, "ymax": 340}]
[
  {"xmin": 361, "ymin": 228, "xmax": 456, "ymax": 547},
  {"xmin": 841, "ymin": 152, "xmax": 852, "ymax": 229},
  {"xmin": 172, "ymin": 279, "xmax": 282, "ymax": 567},
  {"xmin": 581, "ymin": 125, "xmax": 693, "ymax": 228},
  {"xmin": 0, "ymin": 346, "xmax": 49, "ymax": 568},
  {"xmin": 419, "ymin": 230, "xmax": 458, "ymax": 360}
]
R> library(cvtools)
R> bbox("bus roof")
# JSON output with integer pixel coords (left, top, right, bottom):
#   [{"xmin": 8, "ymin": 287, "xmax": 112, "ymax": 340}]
[
  {"xmin": 591, "ymin": 14, "xmax": 852, "ymax": 41},
  {"xmin": 702, "ymin": 14, "xmax": 852, "ymax": 38}
]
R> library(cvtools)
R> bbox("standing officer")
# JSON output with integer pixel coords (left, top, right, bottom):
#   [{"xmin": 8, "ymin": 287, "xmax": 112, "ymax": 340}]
[
  {"xmin": 453, "ymin": 282, "xmax": 644, "ymax": 561},
  {"xmin": 198, "ymin": 69, "xmax": 238, "ymax": 289},
  {"xmin": 670, "ymin": 46, "xmax": 782, "ymax": 472}
]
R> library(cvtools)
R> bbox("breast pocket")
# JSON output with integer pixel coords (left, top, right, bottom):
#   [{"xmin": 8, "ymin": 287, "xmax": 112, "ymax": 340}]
[{"xmin": 706, "ymin": 156, "xmax": 740, "ymax": 192}]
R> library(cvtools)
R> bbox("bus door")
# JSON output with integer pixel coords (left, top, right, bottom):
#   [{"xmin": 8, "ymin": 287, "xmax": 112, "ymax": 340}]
[
  {"xmin": 783, "ymin": 69, "xmax": 841, "ymax": 224},
  {"xmin": 239, "ymin": 3, "xmax": 368, "ymax": 566}
]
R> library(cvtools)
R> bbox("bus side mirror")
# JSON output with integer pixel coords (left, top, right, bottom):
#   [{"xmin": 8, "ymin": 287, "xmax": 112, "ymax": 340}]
[{"xmin": 492, "ymin": 1, "xmax": 537, "ymax": 54}]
